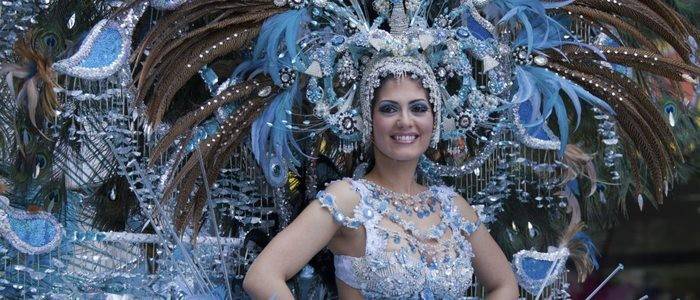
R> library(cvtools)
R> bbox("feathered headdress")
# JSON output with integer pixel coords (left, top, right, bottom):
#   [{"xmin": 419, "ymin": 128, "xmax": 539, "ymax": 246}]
[{"xmin": 46, "ymin": 0, "xmax": 700, "ymax": 294}]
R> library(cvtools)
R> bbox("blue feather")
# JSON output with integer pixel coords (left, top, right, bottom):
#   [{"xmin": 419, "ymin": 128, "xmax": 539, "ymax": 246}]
[
  {"xmin": 573, "ymin": 232, "xmax": 600, "ymax": 270},
  {"xmin": 547, "ymin": 100, "xmax": 568, "ymax": 153},
  {"xmin": 517, "ymin": 65, "xmax": 614, "ymax": 153},
  {"xmin": 235, "ymin": 9, "xmax": 310, "ymax": 85},
  {"xmin": 251, "ymin": 81, "xmax": 307, "ymax": 186}
]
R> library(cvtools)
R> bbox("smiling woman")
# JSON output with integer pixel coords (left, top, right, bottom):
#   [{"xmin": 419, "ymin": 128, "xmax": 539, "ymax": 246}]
[
  {"xmin": 243, "ymin": 59, "xmax": 519, "ymax": 299},
  {"xmin": 371, "ymin": 76, "xmax": 434, "ymax": 162}
]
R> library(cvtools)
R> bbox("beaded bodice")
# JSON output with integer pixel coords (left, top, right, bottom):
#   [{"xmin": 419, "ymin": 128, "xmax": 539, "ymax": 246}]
[{"xmin": 317, "ymin": 179, "xmax": 481, "ymax": 299}]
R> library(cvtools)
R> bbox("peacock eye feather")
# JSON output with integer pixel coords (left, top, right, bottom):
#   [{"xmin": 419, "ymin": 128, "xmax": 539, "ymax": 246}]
[
  {"xmin": 43, "ymin": 34, "xmax": 57, "ymax": 48},
  {"xmin": 36, "ymin": 154, "xmax": 47, "ymax": 169}
]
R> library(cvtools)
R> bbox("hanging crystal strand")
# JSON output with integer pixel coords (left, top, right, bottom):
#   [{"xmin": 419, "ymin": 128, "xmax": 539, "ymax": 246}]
[
  {"xmin": 535, "ymin": 149, "xmax": 543, "ymax": 208},
  {"xmin": 526, "ymin": 146, "xmax": 532, "ymax": 204},
  {"xmin": 466, "ymin": 171, "xmax": 471, "ymax": 199},
  {"xmin": 519, "ymin": 145, "xmax": 526, "ymax": 203},
  {"xmin": 274, "ymin": 186, "xmax": 292, "ymax": 228},
  {"xmin": 489, "ymin": 145, "xmax": 494, "ymax": 187},
  {"xmin": 547, "ymin": 150, "xmax": 554, "ymax": 208}
]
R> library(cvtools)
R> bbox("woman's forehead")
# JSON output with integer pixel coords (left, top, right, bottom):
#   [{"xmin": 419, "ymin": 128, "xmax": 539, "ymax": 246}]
[{"xmin": 376, "ymin": 77, "xmax": 428, "ymax": 98}]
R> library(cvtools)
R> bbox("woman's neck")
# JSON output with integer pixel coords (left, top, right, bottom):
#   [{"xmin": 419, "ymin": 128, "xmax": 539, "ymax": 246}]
[{"xmin": 364, "ymin": 149, "xmax": 423, "ymax": 195}]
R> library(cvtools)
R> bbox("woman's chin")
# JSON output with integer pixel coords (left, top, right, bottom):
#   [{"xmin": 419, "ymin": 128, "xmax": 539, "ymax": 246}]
[
  {"xmin": 374, "ymin": 138, "xmax": 430, "ymax": 162},
  {"xmin": 382, "ymin": 149, "xmax": 425, "ymax": 162}
]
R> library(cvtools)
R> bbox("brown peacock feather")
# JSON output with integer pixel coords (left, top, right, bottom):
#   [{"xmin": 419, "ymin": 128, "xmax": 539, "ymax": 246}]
[
  {"xmin": 549, "ymin": 62, "xmax": 674, "ymax": 174},
  {"xmin": 618, "ymin": 130, "xmax": 642, "ymax": 215},
  {"xmin": 172, "ymin": 95, "xmax": 274, "ymax": 236},
  {"xmin": 558, "ymin": 5, "xmax": 659, "ymax": 52},
  {"xmin": 554, "ymin": 45, "xmax": 700, "ymax": 83},
  {"xmin": 131, "ymin": 0, "xmax": 241, "ymax": 67},
  {"xmin": 133, "ymin": 5, "xmax": 279, "ymax": 102},
  {"xmin": 559, "ymin": 222, "xmax": 596, "ymax": 282},
  {"xmin": 545, "ymin": 62, "xmax": 671, "ymax": 203},
  {"xmin": 635, "ymin": 0, "xmax": 690, "ymax": 38},
  {"xmin": 561, "ymin": 61, "xmax": 682, "ymax": 164},
  {"xmin": 158, "ymin": 83, "xmax": 279, "ymax": 205},
  {"xmin": 562, "ymin": 144, "xmax": 597, "ymax": 197},
  {"xmin": 575, "ymin": 0, "xmax": 693, "ymax": 62},
  {"xmin": 131, "ymin": 2, "xmax": 281, "ymax": 126},
  {"xmin": 0, "ymin": 32, "xmax": 60, "ymax": 134},
  {"xmin": 148, "ymin": 77, "xmax": 271, "ymax": 162},
  {"xmin": 145, "ymin": 26, "xmax": 262, "ymax": 125}
]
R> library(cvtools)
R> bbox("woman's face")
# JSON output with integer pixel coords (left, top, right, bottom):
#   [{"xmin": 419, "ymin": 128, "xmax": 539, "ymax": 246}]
[{"xmin": 372, "ymin": 77, "xmax": 433, "ymax": 162}]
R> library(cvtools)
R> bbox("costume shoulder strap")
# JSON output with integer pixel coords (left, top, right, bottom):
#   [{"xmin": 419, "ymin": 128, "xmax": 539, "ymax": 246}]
[
  {"xmin": 435, "ymin": 185, "xmax": 481, "ymax": 236},
  {"xmin": 316, "ymin": 178, "xmax": 371, "ymax": 229}
]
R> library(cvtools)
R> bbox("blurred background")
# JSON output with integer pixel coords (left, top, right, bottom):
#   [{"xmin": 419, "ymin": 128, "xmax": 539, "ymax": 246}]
[
  {"xmin": 570, "ymin": 173, "xmax": 700, "ymax": 299},
  {"xmin": 569, "ymin": 2, "xmax": 700, "ymax": 299}
]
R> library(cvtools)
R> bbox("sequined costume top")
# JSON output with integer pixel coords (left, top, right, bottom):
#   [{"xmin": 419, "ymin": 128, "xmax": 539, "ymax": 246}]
[{"xmin": 317, "ymin": 178, "xmax": 481, "ymax": 299}]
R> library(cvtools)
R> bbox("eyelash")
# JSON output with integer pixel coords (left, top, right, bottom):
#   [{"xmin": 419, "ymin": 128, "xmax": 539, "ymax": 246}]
[
  {"xmin": 378, "ymin": 103, "xmax": 429, "ymax": 114},
  {"xmin": 411, "ymin": 104, "xmax": 429, "ymax": 113},
  {"xmin": 378, "ymin": 104, "xmax": 399, "ymax": 113}
]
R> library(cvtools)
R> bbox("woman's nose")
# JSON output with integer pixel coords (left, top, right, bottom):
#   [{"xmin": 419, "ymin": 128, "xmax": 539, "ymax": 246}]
[{"xmin": 396, "ymin": 110, "xmax": 413, "ymax": 128}]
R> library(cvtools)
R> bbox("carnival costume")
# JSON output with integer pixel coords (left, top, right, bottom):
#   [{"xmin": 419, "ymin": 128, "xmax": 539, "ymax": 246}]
[
  {"xmin": 0, "ymin": 0, "xmax": 698, "ymax": 298},
  {"xmin": 320, "ymin": 179, "xmax": 480, "ymax": 299}
]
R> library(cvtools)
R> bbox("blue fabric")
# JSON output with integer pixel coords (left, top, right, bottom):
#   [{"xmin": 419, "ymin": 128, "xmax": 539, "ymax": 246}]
[
  {"xmin": 78, "ymin": 27, "xmax": 122, "ymax": 68},
  {"xmin": 8, "ymin": 215, "xmax": 58, "ymax": 247},
  {"xmin": 466, "ymin": 16, "xmax": 493, "ymax": 40},
  {"xmin": 521, "ymin": 257, "xmax": 553, "ymax": 280}
]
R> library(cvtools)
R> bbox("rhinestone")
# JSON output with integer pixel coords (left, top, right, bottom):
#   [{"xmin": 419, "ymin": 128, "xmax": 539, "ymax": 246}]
[
  {"xmin": 533, "ymin": 55, "xmax": 548, "ymax": 66},
  {"xmin": 257, "ymin": 86, "xmax": 272, "ymax": 97}
]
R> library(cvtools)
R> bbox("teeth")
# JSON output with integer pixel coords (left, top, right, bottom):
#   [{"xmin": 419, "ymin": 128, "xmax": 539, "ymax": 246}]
[{"xmin": 393, "ymin": 135, "xmax": 417, "ymax": 142}]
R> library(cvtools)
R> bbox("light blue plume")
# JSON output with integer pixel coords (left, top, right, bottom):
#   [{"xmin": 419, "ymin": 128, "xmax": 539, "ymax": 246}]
[
  {"xmin": 230, "ymin": 9, "xmax": 309, "ymax": 84},
  {"xmin": 517, "ymin": 66, "xmax": 614, "ymax": 153},
  {"xmin": 231, "ymin": 60, "xmax": 265, "ymax": 80},
  {"xmin": 225, "ymin": 9, "xmax": 312, "ymax": 187},
  {"xmin": 252, "ymin": 9, "xmax": 309, "ymax": 85},
  {"xmin": 487, "ymin": 0, "xmax": 573, "ymax": 53},
  {"xmin": 251, "ymin": 81, "xmax": 306, "ymax": 187},
  {"xmin": 512, "ymin": 14, "xmax": 604, "ymax": 59}
]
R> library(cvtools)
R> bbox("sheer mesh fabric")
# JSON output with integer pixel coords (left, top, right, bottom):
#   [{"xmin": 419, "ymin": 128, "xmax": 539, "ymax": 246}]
[{"xmin": 317, "ymin": 179, "xmax": 480, "ymax": 299}]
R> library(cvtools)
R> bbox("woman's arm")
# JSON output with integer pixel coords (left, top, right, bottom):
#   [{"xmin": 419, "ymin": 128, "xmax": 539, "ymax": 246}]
[
  {"xmin": 454, "ymin": 196, "xmax": 519, "ymax": 300},
  {"xmin": 242, "ymin": 181, "xmax": 356, "ymax": 299}
]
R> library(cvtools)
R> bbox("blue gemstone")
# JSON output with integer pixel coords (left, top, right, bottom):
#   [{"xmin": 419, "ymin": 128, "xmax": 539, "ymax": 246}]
[
  {"xmin": 436, "ymin": 31, "xmax": 447, "ymax": 40},
  {"xmin": 323, "ymin": 194, "xmax": 334, "ymax": 205},
  {"xmin": 331, "ymin": 35, "xmax": 345, "ymax": 46},
  {"xmin": 456, "ymin": 27, "xmax": 470, "ymax": 39}
]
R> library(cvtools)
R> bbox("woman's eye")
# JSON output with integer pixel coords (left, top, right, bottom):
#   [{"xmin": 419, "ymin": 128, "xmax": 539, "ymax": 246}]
[
  {"xmin": 378, "ymin": 104, "xmax": 399, "ymax": 113},
  {"xmin": 411, "ymin": 103, "xmax": 429, "ymax": 113}
]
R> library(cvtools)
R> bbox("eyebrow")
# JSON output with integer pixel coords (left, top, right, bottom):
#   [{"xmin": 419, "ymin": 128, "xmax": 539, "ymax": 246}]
[{"xmin": 377, "ymin": 99, "xmax": 429, "ymax": 105}]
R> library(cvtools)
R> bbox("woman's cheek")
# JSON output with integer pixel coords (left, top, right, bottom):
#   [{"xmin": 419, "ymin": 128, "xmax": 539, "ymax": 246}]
[{"xmin": 419, "ymin": 114, "xmax": 433, "ymax": 145}]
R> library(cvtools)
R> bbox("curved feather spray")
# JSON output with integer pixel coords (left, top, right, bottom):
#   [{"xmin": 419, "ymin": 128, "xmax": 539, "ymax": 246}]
[{"xmin": 234, "ymin": 9, "xmax": 311, "ymax": 186}]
